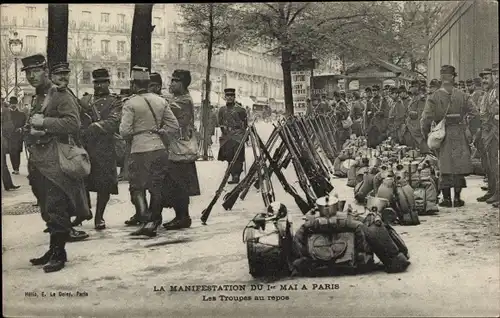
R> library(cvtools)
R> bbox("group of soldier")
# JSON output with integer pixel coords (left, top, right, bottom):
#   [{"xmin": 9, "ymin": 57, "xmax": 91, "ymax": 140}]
[
  {"xmin": 9, "ymin": 51, "xmax": 250, "ymax": 273},
  {"xmin": 307, "ymin": 62, "xmax": 499, "ymax": 209}
]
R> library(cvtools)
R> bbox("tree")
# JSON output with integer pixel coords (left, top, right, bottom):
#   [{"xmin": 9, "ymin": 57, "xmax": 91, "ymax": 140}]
[
  {"xmin": 68, "ymin": 24, "xmax": 95, "ymax": 97},
  {"xmin": 130, "ymin": 4, "xmax": 154, "ymax": 73},
  {"xmin": 0, "ymin": 31, "xmax": 18, "ymax": 98},
  {"xmin": 178, "ymin": 3, "xmax": 247, "ymax": 160},
  {"xmin": 47, "ymin": 4, "xmax": 69, "ymax": 68},
  {"xmin": 236, "ymin": 2, "xmax": 381, "ymax": 116}
]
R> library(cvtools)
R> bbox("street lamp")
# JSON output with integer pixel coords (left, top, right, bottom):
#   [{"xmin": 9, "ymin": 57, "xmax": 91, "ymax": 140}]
[{"xmin": 9, "ymin": 31, "xmax": 24, "ymax": 99}]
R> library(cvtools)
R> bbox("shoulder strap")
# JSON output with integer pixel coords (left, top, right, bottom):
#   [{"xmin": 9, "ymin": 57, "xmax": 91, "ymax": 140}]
[{"xmin": 141, "ymin": 95, "xmax": 163, "ymax": 129}]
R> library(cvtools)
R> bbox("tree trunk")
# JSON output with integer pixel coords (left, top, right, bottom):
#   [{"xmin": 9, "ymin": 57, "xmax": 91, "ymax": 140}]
[
  {"xmin": 201, "ymin": 4, "xmax": 214, "ymax": 160},
  {"xmin": 130, "ymin": 4, "xmax": 154, "ymax": 73},
  {"xmin": 281, "ymin": 48, "xmax": 294, "ymax": 117},
  {"xmin": 47, "ymin": 4, "xmax": 69, "ymax": 68}
]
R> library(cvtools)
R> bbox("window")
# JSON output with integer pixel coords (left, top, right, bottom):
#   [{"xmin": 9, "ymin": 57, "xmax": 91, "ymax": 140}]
[
  {"xmin": 82, "ymin": 11, "xmax": 91, "ymax": 22},
  {"xmin": 82, "ymin": 71, "xmax": 91, "ymax": 84},
  {"xmin": 153, "ymin": 43, "xmax": 162, "ymax": 59},
  {"xmin": 101, "ymin": 13, "xmax": 110, "ymax": 23},
  {"xmin": 117, "ymin": 69, "xmax": 127, "ymax": 80},
  {"xmin": 153, "ymin": 17, "xmax": 161, "ymax": 27},
  {"xmin": 26, "ymin": 35, "xmax": 37, "ymax": 52},
  {"xmin": 117, "ymin": 14, "xmax": 125, "ymax": 27},
  {"xmin": 101, "ymin": 40, "xmax": 109, "ymax": 54},
  {"xmin": 27, "ymin": 6, "xmax": 35, "ymax": 19},
  {"xmin": 117, "ymin": 41, "xmax": 125, "ymax": 55},
  {"xmin": 83, "ymin": 38, "xmax": 92, "ymax": 53},
  {"xmin": 177, "ymin": 43, "xmax": 184, "ymax": 60}
]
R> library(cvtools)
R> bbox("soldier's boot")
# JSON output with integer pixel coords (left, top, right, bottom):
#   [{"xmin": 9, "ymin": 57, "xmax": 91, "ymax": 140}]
[
  {"xmin": 163, "ymin": 198, "xmax": 191, "ymax": 230},
  {"xmin": 94, "ymin": 192, "xmax": 110, "ymax": 230},
  {"xmin": 30, "ymin": 235, "xmax": 56, "ymax": 265},
  {"xmin": 486, "ymin": 191, "xmax": 499, "ymax": 204},
  {"xmin": 486, "ymin": 172, "xmax": 499, "ymax": 204},
  {"xmin": 127, "ymin": 190, "xmax": 148, "ymax": 227},
  {"xmin": 453, "ymin": 187, "xmax": 464, "ymax": 207},
  {"xmin": 43, "ymin": 233, "xmax": 68, "ymax": 273},
  {"xmin": 478, "ymin": 176, "xmax": 495, "ymax": 202},
  {"xmin": 438, "ymin": 188, "xmax": 452, "ymax": 207},
  {"xmin": 68, "ymin": 228, "xmax": 89, "ymax": 242},
  {"xmin": 228, "ymin": 174, "xmax": 240, "ymax": 184},
  {"xmin": 130, "ymin": 192, "xmax": 152, "ymax": 236},
  {"xmin": 492, "ymin": 201, "xmax": 499, "ymax": 208},
  {"xmin": 132, "ymin": 194, "xmax": 163, "ymax": 237}
]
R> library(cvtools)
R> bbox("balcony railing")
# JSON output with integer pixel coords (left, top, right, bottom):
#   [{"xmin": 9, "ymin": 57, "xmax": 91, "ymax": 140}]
[
  {"xmin": 79, "ymin": 21, "xmax": 96, "ymax": 31},
  {"xmin": 22, "ymin": 18, "xmax": 43, "ymax": 28}
]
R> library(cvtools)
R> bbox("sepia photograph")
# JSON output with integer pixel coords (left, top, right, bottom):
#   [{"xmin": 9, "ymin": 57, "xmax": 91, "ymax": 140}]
[{"xmin": 1, "ymin": 2, "xmax": 499, "ymax": 317}]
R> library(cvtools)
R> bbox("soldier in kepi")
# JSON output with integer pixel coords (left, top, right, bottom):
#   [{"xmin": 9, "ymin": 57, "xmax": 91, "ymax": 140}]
[
  {"xmin": 120, "ymin": 66, "xmax": 179, "ymax": 236},
  {"xmin": 77, "ymin": 68, "xmax": 123, "ymax": 230},
  {"xmin": 401, "ymin": 84, "xmax": 430, "ymax": 154},
  {"xmin": 22, "ymin": 55, "xmax": 91, "ymax": 272},
  {"xmin": 364, "ymin": 85, "xmax": 390, "ymax": 147},
  {"xmin": 477, "ymin": 65, "xmax": 499, "ymax": 206},
  {"xmin": 117, "ymin": 88, "xmax": 132, "ymax": 182},
  {"xmin": 217, "ymin": 88, "xmax": 248, "ymax": 184},
  {"xmin": 388, "ymin": 86, "xmax": 410, "ymax": 143},
  {"xmin": 421, "ymin": 65, "xmax": 478, "ymax": 208}
]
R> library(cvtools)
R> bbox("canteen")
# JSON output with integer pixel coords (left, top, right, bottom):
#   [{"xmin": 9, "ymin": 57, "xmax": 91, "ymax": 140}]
[
  {"xmin": 366, "ymin": 196, "xmax": 389, "ymax": 213},
  {"xmin": 316, "ymin": 195, "xmax": 340, "ymax": 217},
  {"xmin": 377, "ymin": 177, "xmax": 395, "ymax": 202}
]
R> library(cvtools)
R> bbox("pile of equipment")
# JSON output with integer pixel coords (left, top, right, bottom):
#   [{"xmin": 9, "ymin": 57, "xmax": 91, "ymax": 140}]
[
  {"xmin": 243, "ymin": 194, "xmax": 411, "ymax": 278},
  {"xmin": 333, "ymin": 136, "xmax": 440, "ymax": 225}
]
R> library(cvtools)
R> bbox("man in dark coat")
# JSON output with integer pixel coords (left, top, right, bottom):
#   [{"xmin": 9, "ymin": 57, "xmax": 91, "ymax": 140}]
[
  {"xmin": 117, "ymin": 88, "xmax": 132, "ymax": 182},
  {"xmin": 401, "ymin": 86, "xmax": 430, "ymax": 154},
  {"xmin": 1, "ymin": 106, "xmax": 20, "ymax": 190},
  {"xmin": 333, "ymin": 91, "xmax": 351, "ymax": 150},
  {"xmin": 7, "ymin": 97, "xmax": 26, "ymax": 174},
  {"xmin": 349, "ymin": 91, "xmax": 364, "ymax": 136},
  {"xmin": 78, "ymin": 68, "xmax": 122, "ymax": 230},
  {"xmin": 217, "ymin": 88, "xmax": 248, "ymax": 184},
  {"xmin": 388, "ymin": 86, "xmax": 410, "ymax": 143},
  {"xmin": 476, "ymin": 67, "xmax": 499, "ymax": 205},
  {"xmin": 421, "ymin": 65, "xmax": 478, "ymax": 208},
  {"xmin": 364, "ymin": 85, "xmax": 390, "ymax": 147},
  {"xmin": 161, "ymin": 69, "xmax": 201, "ymax": 230},
  {"xmin": 23, "ymin": 56, "xmax": 91, "ymax": 272},
  {"xmin": 428, "ymin": 79, "xmax": 441, "ymax": 95}
]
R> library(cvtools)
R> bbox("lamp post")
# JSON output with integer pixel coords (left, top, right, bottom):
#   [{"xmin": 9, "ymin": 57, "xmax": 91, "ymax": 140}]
[{"xmin": 9, "ymin": 31, "xmax": 24, "ymax": 99}]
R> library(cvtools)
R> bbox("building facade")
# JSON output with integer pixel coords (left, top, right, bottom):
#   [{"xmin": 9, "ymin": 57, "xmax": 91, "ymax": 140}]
[
  {"xmin": 0, "ymin": 4, "xmax": 284, "ymax": 107},
  {"xmin": 427, "ymin": 0, "xmax": 499, "ymax": 81}
]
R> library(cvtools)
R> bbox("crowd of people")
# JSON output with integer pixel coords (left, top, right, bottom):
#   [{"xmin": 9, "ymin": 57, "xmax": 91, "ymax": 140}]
[
  {"xmin": 307, "ymin": 63, "xmax": 499, "ymax": 209},
  {"xmin": 1, "ymin": 52, "xmax": 498, "ymax": 275},
  {"xmin": 3, "ymin": 52, "xmax": 251, "ymax": 273}
]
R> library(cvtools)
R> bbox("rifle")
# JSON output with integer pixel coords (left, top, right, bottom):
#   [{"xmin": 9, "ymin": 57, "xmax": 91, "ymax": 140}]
[
  {"xmin": 222, "ymin": 127, "xmax": 280, "ymax": 210},
  {"xmin": 201, "ymin": 126, "xmax": 252, "ymax": 225},
  {"xmin": 249, "ymin": 127, "xmax": 274, "ymax": 207},
  {"xmin": 253, "ymin": 125, "xmax": 311, "ymax": 214}
]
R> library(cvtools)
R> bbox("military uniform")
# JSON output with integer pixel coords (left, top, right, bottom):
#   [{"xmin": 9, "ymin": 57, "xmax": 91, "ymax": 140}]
[
  {"xmin": 333, "ymin": 93, "xmax": 351, "ymax": 151},
  {"xmin": 78, "ymin": 68, "xmax": 123, "ymax": 230},
  {"xmin": 421, "ymin": 65, "xmax": 478, "ymax": 207},
  {"xmin": 388, "ymin": 86, "xmax": 410, "ymax": 143},
  {"xmin": 349, "ymin": 93, "xmax": 364, "ymax": 136},
  {"xmin": 401, "ymin": 90, "xmax": 430, "ymax": 154},
  {"xmin": 364, "ymin": 85, "xmax": 390, "ymax": 148},
  {"xmin": 217, "ymin": 88, "xmax": 248, "ymax": 183},
  {"xmin": 23, "ymin": 57, "xmax": 91, "ymax": 273},
  {"xmin": 477, "ymin": 67, "xmax": 499, "ymax": 204}
]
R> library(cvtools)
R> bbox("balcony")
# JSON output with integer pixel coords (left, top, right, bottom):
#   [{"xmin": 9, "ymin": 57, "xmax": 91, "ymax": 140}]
[
  {"xmin": 98, "ymin": 23, "xmax": 113, "ymax": 33},
  {"xmin": 22, "ymin": 18, "xmax": 42, "ymax": 28},
  {"xmin": 78, "ymin": 21, "xmax": 96, "ymax": 31}
]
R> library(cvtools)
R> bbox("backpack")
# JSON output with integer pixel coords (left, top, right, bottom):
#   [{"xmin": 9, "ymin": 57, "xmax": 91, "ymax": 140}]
[
  {"xmin": 394, "ymin": 181, "xmax": 420, "ymax": 225},
  {"xmin": 362, "ymin": 213, "xmax": 410, "ymax": 273},
  {"xmin": 413, "ymin": 187, "xmax": 427, "ymax": 216}
]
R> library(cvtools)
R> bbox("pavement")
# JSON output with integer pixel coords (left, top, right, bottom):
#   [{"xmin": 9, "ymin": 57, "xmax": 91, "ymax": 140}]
[{"xmin": 2, "ymin": 122, "xmax": 500, "ymax": 317}]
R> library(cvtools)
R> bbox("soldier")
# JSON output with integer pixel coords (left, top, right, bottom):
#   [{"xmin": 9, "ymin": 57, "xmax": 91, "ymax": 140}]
[
  {"xmin": 409, "ymin": 80, "xmax": 419, "ymax": 99},
  {"xmin": 401, "ymin": 85, "xmax": 430, "ymax": 154},
  {"xmin": 477, "ymin": 66, "xmax": 499, "ymax": 205},
  {"xmin": 161, "ymin": 69, "xmax": 201, "ymax": 231},
  {"xmin": 428, "ymin": 79, "xmax": 440, "ymax": 95},
  {"xmin": 148, "ymin": 72, "xmax": 163, "ymax": 96},
  {"xmin": 333, "ymin": 91, "xmax": 351, "ymax": 151},
  {"xmin": 421, "ymin": 65, "xmax": 478, "ymax": 208},
  {"xmin": 388, "ymin": 86, "xmax": 410, "ymax": 143},
  {"xmin": 491, "ymin": 63, "xmax": 499, "ymax": 208},
  {"xmin": 120, "ymin": 66, "xmax": 179, "ymax": 236},
  {"xmin": 364, "ymin": 85, "xmax": 390, "ymax": 148},
  {"xmin": 1, "ymin": 103, "xmax": 20, "ymax": 190},
  {"xmin": 349, "ymin": 91, "xmax": 364, "ymax": 136},
  {"xmin": 466, "ymin": 79, "xmax": 474, "ymax": 95},
  {"xmin": 22, "ymin": 56, "xmax": 91, "ymax": 272},
  {"xmin": 217, "ymin": 88, "xmax": 248, "ymax": 184},
  {"xmin": 77, "ymin": 68, "xmax": 122, "ymax": 230}
]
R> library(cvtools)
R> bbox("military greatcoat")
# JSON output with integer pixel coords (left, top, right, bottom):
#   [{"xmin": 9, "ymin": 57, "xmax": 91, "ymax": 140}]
[
  {"xmin": 80, "ymin": 93, "xmax": 122, "ymax": 194},
  {"xmin": 217, "ymin": 102, "xmax": 247, "ymax": 163},
  {"xmin": 421, "ymin": 87, "xmax": 478, "ymax": 179}
]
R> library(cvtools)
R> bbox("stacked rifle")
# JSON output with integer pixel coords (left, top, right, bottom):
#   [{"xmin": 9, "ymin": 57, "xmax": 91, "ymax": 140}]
[{"xmin": 201, "ymin": 113, "xmax": 341, "ymax": 225}]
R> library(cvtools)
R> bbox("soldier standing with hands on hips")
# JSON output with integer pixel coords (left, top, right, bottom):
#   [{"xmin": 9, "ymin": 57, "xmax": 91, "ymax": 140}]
[{"xmin": 217, "ymin": 88, "xmax": 248, "ymax": 184}]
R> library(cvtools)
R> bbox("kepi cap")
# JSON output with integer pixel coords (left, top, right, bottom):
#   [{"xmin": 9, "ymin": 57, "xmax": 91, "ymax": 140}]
[
  {"xmin": 150, "ymin": 72, "xmax": 162, "ymax": 85},
  {"xmin": 224, "ymin": 88, "xmax": 236, "ymax": 95},
  {"xmin": 440, "ymin": 65, "xmax": 456, "ymax": 76},
  {"xmin": 479, "ymin": 68, "xmax": 492, "ymax": 77},
  {"xmin": 465, "ymin": 79, "xmax": 473, "ymax": 85},
  {"xmin": 473, "ymin": 77, "xmax": 482, "ymax": 85},
  {"xmin": 372, "ymin": 85, "xmax": 380, "ymax": 90},
  {"xmin": 130, "ymin": 66, "xmax": 150, "ymax": 81},
  {"xmin": 429, "ymin": 79, "xmax": 440, "ymax": 88},
  {"xmin": 171, "ymin": 69, "xmax": 191, "ymax": 88},
  {"xmin": 92, "ymin": 68, "xmax": 110, "ymax": 82},
  {"xmin": 51, "ymin": 62, "xmax": 71, "ymax": 74},
  {"xmin": 21, "ymin": 54, "xmax": 46, "ymax": 71}
]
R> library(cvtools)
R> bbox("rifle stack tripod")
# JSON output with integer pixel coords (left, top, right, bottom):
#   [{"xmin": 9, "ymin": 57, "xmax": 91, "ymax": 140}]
[{"xmin": 200, "ymin": 112, "xmax": 342, "ymax": 225}]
